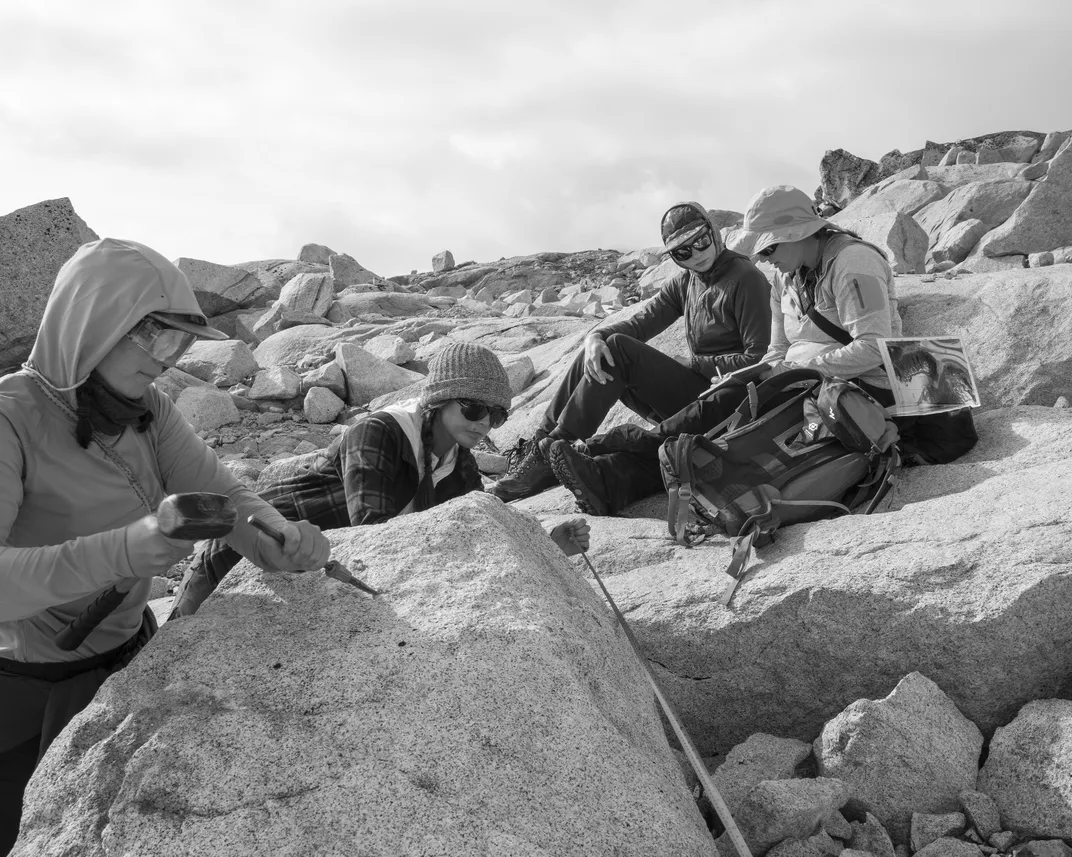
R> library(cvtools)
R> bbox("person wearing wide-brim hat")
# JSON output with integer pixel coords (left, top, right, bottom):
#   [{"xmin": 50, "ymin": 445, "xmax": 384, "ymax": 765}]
[
  {"xmin": 0, "ymin": 238, "xmax": 334, "ymax": 850},
  {"xmin": 487, "ymin": 201, "xmax": 772, "ymax": 505},
  {"xmin": 169, "ymin": 341, "xmax": 592, "ymax": 618},
  {"xmin": 547, "ymin": 185, "xmax": 976, "ymax": 515}
]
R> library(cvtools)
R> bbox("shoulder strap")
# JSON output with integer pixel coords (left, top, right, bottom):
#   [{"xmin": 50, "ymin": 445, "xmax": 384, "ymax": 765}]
[{"xmin": 806, "ymin": 307, "xmax": 854, "ymax": 346}]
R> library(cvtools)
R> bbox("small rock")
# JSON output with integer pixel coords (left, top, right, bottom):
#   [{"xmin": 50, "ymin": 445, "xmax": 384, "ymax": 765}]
[
  {"xmin": 298, "ymin": 243, "xmax": 336, "ymax": 264},
  {"xmin": 256, "ymin": 412, "xmax": 285, "ymax": 426},
  {"xmin": 712, "ymin": 732, "xmax": 812, "ymax": 815},
  {"xmin": 363, "ymin": 334, "xmax": 417, "ymax": 365},
  {"xmin": 912, "ymin": 813, "xmax": 966, "ymax": 852},
  {"xmin": 175, "ymin": 387, "xmax": 242, "ymax": 433},
  {"xmin": 432, "ymin": 250, "xmax": 455, "ymax": 273},
  {"xmin": 990, "ymin": 832, "xmax": 1017, "ymax": 851},
  {"xmin": 472, "ymin": 451, "xmax": 508, "ymax": 475},
  {"xmin": 1016, "ymin": 842, "xmax": 1072, "ymax": 857},
  {"xmin": 1054, "ymin": 396, "xmax": 1070, "ymax": 409},
  {"xmin": 959, "ymin": 790, "xmax": 1001, "ymax": 841},
  {"xmin": 849, "ymin": 812, "xmax": 897, "ymax": 857},
  {"xmin": 1028, "ymin": 252, "xmax": 1055, "ymax": 268},
  {"xmin": 303, "ymin": 387, "xmax": 345, "ymax": 424},
  {"xmin": 825, "ymin": 812, "xmax": 852, "ymax": 841},
  {"xmin": 292, "ymin": 440, "xmax": 320, "ymax": 456},
  {"xmin": 249, "ymin": 366, "xmax": 302, "ymax": 400}
]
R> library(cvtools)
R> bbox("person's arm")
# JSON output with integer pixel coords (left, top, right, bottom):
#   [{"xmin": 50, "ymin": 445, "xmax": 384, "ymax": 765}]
[
  {"xmin": 0, "ymin": 413, "xmax": 136, "ymax": 621},
  {"xmin": 795, "ymin": 247, "xmax": 893, "ymax": 378},
  {"xmin": 150, "ymin": 390, "xmax": 324, "ymax": 571},
  {"xmin": 690, "ymin": 267, "xmax": 772, "ymax": 377},
  {"xmin": 336, "ymin": 415, "xmax": 407, "ymax": 525},
  {"xmin": 589, "ymin": 273, "xmax": 686, "ymax": 344}
]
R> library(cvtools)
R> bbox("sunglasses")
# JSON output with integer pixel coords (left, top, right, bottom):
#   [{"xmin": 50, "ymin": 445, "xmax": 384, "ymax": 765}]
[
  {"xmin": 757, "ymin": 243, "xmax": 780, "ymax": 258},
  {"xmin": 457, "ymin": 399, "xmax": 509, "ymax": 429},
  {"xmin": 669, "ymin": 230, "xmax": 715, "ymax": 262},
  {"xmin": 125, "ymin": 316, "xmax": 199, "ymax": 367}
]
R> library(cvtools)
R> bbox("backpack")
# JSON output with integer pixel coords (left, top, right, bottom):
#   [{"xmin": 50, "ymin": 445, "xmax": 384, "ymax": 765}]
[{"xmin": 658, "ymin": 368, "xmax": 901, "ymax": 604}]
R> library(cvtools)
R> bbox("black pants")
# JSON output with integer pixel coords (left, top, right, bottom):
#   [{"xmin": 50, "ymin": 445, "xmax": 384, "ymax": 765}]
[
  {"xmin": 0, "ymin": 610, "xmax": 154, "ymax": 854},
  {"xmin": 583, "ymin": 381, "xmax": 753, "ymax": 513},
  {"xmin": 579, "ymin": 375, "xmax": 978, "ymax": 514},
  {"xmin": 539, "ymin": 334, "xmax": 711, "ymax": 441}
]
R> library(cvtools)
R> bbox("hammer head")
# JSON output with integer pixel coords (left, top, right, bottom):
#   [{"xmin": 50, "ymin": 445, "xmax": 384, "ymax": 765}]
[{"xmin": 156, "ymin": 493, "xmax": 237, "ymax": 540}]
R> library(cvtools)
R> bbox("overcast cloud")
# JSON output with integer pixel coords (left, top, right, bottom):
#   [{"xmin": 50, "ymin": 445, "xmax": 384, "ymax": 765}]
[{"xmin": 1, "ymin": 0, "xmax": 1069, "ymax": 276}]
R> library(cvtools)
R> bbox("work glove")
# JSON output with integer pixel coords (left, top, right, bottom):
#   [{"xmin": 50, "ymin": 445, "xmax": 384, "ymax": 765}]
[{"xmin": 123, "ymin": 514, "xmax": 199, "ymax": 578}]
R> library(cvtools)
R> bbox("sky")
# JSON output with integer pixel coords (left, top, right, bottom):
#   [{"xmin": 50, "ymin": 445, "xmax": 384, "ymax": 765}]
[{"xmin": 2, "ymin": 0, "xmax": 1070, "ymax": 278}]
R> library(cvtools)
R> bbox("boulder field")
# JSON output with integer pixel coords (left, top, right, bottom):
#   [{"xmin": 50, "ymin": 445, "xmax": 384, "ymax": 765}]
[{"xmin": 7, "ymin": 128, "xmax": 1072, "ymax": 854}]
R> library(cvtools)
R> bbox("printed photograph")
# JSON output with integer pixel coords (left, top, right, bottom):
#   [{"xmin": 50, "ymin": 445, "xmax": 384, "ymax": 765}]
[{"xmin": 878, "ymin": 337, "xmax": 981, "ymax": 416}]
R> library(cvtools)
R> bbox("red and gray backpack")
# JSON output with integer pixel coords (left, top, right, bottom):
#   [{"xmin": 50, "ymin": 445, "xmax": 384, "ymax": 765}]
[{"xmin": 658, "ymin": 368, "xmax": 900, "ymax": 604}]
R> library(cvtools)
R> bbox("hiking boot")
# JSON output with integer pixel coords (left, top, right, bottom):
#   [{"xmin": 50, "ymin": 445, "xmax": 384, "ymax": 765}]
[
  {"xmin": 546, "ymin": 439, "xmax": 612, "ymax": 516},
  {"xmin": 487, "ymin": 436, "xmax": 558, "ymax": 502}
]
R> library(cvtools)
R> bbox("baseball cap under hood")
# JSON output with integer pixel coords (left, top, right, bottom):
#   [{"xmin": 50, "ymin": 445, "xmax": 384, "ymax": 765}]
[{"xmin": 25, "ymin": 238, "xmax": 224, "ymax": 401}]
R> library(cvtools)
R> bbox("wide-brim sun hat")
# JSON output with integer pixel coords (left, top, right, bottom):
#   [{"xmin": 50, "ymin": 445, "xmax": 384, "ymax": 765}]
[{"xmin": 731, "ymin": 185, "xmax": 835, "ymax": 258}]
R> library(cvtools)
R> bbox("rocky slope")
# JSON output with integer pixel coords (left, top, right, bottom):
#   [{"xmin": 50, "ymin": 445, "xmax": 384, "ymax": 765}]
[{"xmin": 7, "ymin": 130, "xmax": 1072, "ymax": 854}]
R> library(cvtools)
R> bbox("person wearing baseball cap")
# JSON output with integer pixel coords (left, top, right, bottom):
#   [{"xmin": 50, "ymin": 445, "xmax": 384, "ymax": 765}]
[
  {"xmin": 488, "ymin": 201, "xmax": 772, "ymax": 504},
  {"xmin": 543, "ymin": 184, "xmax": 976, "ymax": 515}
]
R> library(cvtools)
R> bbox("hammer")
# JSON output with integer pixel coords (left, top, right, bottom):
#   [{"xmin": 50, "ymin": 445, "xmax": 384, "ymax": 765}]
[{"xmin": 54, "ymin": 493, "xmax": 237, "ymax": 651}]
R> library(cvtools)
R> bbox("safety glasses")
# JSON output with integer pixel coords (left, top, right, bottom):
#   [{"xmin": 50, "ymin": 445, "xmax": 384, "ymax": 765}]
[
  {"xmin": 456, "ymin": 399, "xmax": 509, "ymax": 429},
  {"xmin": 669, "ymin": 230, "xmax": 715, "ymax": 262},
  {"xmin": 125, "ymin": 316, "xmax": 199, "ymax": 367},
  {"xmin": 757, "ymin": 243, "xmax": 780, "ymax": 258}
]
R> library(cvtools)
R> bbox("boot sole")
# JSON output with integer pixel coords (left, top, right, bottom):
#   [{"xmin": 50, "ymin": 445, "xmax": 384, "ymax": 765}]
[{"xmin": 547, "ymin": 443, "xmax": 611, "ymax": 516}]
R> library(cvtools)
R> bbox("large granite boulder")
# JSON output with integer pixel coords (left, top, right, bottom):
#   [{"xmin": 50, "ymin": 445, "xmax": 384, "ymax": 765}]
[
  {"xmin": 828, "ymin": 210, "xmax": 928, "ymax": 273},
  {"xmin": 815, "ymin": 673, "xmax": 982, "ymax": 845},
  {"xmin": 914, "ymin": 180, "xmax": 1033, "ymax": 251},
  {"xmin": 534, "ymin": 405, "xmax": 1072, "ymax": 758},
  {"xmin": 335, "ymin": 341, "xmax": 425, "ymax": 405},
  {"xmin": 14, "ymin": 495, "xmax": 715, "ymax": 856},
  {"xmin": 252, "ymin": 324, "xmax": 352, "ymax": 368},
  {"xmin": 330, "ymin": 291, "xmax": 435, "ymax": 321},
  {"xmin": 174, "ymin": 258, "xmax": 267, "ymax": 317},
  {"xmin": 980, "ymin": 146, "xmax": 1072, "ymax": 257},
  {"xmin": 0, "ymin": 198, "xmax": 98, "ymax": 370},
  {"xmin": 836, "ymin": 179, "xmax": 947, "ymax": 221},
  {"xmin": 277, "ymin": 271, "xmax": 334, "ymax": 317},
  {"xmin": 177, "ymin": 339, "xmax": 259, "ymax": 387},
  {"xmin": 978, "ymin": 699, "xmax": 1072, "ymax": 839},
  {"xmin": 819, "ymin": 149, "xmax": 882, "ymax": 207}
]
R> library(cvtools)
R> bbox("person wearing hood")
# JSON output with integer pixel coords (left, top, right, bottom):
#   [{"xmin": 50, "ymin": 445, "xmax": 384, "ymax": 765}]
[
  {"xmin": 488, "ymin": 202, "xmax": 772, "ymax": 503},
  {"xmin": 545, "ymin": 185, "xmax": 977, "ymax": 515},
  {"xmin": 168, "ymin": 341, "xmax": 591, "ymax": 619},
  {"xmin": 0, "ymin": 238, "xmax": 332, "ymax": 850}
]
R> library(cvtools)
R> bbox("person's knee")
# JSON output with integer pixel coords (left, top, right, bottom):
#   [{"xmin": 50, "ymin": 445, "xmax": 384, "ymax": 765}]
[{"xmin": 603, "ymin": 334, "xmax": 648, "ymax": 378}]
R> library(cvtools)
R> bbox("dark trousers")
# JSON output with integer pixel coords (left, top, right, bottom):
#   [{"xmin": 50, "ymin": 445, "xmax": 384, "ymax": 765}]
[
  {"xmin": 540, "ymin": 334, "xmax": 711, "ymax": 441},
  {"xmin": 0, "ymin": 612, "xmax": 154, "ymax": 854},
  {"xmin": 583, "ymin": 382, "xmax": 752, "ymax": 513}
]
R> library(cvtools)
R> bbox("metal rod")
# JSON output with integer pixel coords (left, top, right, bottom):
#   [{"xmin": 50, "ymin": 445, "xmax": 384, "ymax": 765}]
[{"xmin": 575, "ymin": 546, "xmax": 754, "ymax": 857}]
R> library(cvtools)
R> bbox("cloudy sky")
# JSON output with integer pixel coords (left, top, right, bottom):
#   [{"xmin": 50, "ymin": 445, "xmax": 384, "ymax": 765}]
[{"xmin": 2, "ymin": 0, "xmax": 1069, "ymax": 277}]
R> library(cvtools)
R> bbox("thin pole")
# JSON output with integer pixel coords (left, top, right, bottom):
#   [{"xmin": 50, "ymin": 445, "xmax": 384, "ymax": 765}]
[{"xmin": 575, "ymin": 547, "xmax": 754, "ymax": 857}]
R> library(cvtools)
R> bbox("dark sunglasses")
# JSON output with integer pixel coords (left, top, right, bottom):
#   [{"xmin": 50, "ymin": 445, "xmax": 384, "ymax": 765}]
[
  {"xmin": 669, "ymin": 230, "xmax": 714, "ymax": 262},
  {"xmin": 757, "ymin": 243, "xmax": 780, "ymax": 258},
  {"xmin": 457, "ymin": 399, "xmax": 508, "ymax": 429}
]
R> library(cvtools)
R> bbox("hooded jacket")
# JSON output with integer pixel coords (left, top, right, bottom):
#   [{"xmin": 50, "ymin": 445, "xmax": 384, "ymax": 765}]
[
  {"xmin": 592, "ymin": 204, "xmax": 771, "ymax": 377},
  {"xmin": 0, "ymin": 238, "xmax": 290, "ymax": 662}
]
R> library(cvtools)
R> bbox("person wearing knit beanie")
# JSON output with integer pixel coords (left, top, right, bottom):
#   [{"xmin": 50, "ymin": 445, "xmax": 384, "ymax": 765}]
[
  {"xmin": 420, "ymin": 342, "xmax": 512, "ymax": 411},
  {"xmin": 169, "ymin": 339, "xmax": 590, "ymax": 620}
]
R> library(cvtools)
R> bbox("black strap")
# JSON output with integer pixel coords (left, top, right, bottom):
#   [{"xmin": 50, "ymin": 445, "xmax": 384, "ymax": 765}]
[{"xmin": 806, "ymin": 307, "xmax": 854, "ymax": 346}]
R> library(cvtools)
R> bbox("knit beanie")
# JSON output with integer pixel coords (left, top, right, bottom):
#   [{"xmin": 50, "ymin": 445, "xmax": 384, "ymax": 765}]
[{"xmin": 419, "ymin": 342, "xmax": 512, "ymax": 410}]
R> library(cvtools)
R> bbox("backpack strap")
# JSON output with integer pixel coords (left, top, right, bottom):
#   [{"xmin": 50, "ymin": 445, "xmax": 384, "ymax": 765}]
[
  {"xmin": 720, "ymin": 528, "xmax": 758, "ymax": 606},
  {"xmin": 664, "ymin": 437, "xmax": 698, "ymax": 546},
  {"xmin": 806, "ymin": 307, "xmax": 854, "ymax": 346}
]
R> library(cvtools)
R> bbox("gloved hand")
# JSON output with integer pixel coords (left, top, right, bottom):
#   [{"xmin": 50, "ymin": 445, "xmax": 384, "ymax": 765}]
[
  {"xmin": 255, "ymin": 519, "xmax": 332, "ymax": 573},
  {"xmin": 123, "ymin": 514, "xmax": 199, "ymax": 578},
  {"xmin": 549, "ymin": 517, "xmax": 591, "ymax": 556}
]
